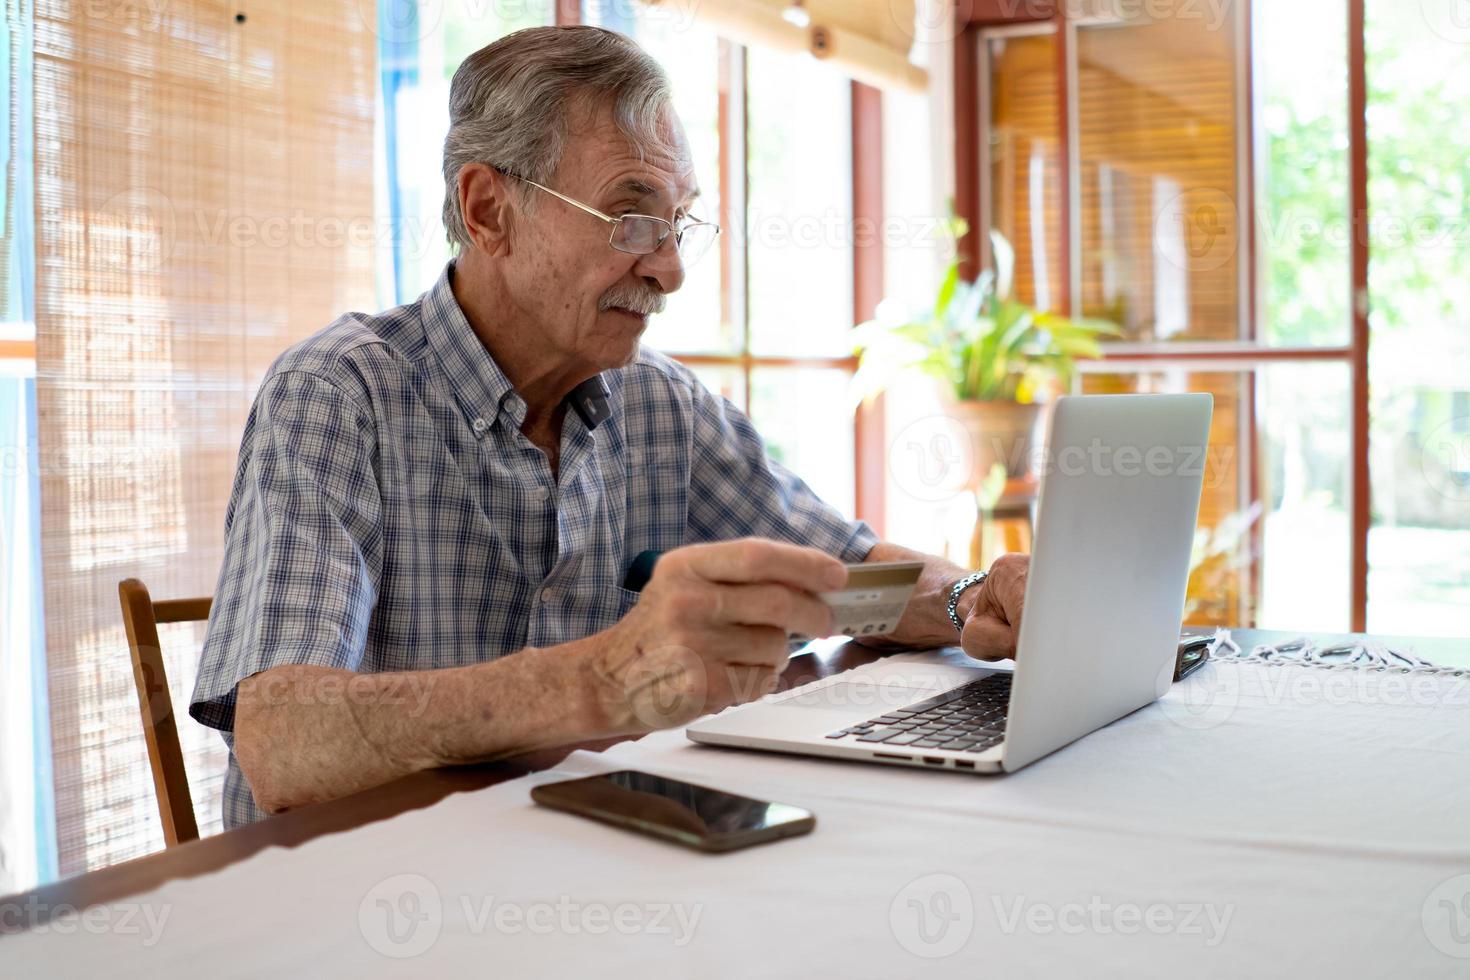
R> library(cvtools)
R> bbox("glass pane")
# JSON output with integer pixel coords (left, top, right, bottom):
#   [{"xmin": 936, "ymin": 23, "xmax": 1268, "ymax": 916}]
[
  {"xmin": 1257, "ymin": 362, "xmax": 1351, "ymax": 630},
  {"xmin": 985, "ymin": 32, "xmax": 1062, "ymax": 312},
  {"xmin": 1255, "ymin": 0, "xmax": 1350, "ymax": 346},
  {"xmin": 746, "ymin": 49, "xmax": 854, "ymax": 357},
  {"xmin": 378, "ymin": 6, "xmax": 552, "ymax": 303},
  {"xmin": 882, "ymin": 86, "xmax": 943, "ymax": 315},
  {"xmin": 748, "ymin": 368, "xmax": 856, "ymax": 519},
  {"xmin": 881, "ymin": 378, "xmax": 983, "ymax": 565},
  {"xmin": 687, "ymin": 362, "xmax": 746, "ymax": 413},
  {"xmin": 1081, "ymin": 365, "xmax": 1353, "ymax": 631},
  {"xmin": 441, "ymin": 6, "xmax": 548, "ymax": 74},
  {"xmin": 1365, "ymin": 2, "xmax": 1470, "ymax": 637},
  {"xmin": 587, "ymin": 8, "xmax": 729, "ymax": 354},
  {"xmin": 1076, "ymin": 14, "xmax": 1243, "ymax": 340}
]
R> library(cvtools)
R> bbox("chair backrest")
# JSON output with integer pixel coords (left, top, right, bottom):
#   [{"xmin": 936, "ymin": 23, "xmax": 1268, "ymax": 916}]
[{"xmin": 118, "ymin": 578, "xmax": 212, "ymax": 847}]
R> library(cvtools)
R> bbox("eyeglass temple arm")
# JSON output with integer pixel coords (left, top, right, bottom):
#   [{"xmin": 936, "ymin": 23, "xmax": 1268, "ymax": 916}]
[
  {"xmin": 514, "ymin": 176, "xmax": 619, "ymax": 225},
  {"xmin": 508, "ymin": 172, "xmax": 717, "ymax": 240}
]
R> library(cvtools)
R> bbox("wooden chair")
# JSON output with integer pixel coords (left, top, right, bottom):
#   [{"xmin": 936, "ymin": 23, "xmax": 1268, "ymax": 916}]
[{"xmin": 119, "ymin": 578, "xmax": 212, "ymax": 846}]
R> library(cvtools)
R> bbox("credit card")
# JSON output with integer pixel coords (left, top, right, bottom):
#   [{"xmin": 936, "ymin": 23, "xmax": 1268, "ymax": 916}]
[{"xmin": 790, "ymin": 559, "xmax": 924, "ymax": 642}]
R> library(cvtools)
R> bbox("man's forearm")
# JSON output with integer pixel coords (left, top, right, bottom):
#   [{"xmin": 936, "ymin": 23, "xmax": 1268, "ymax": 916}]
[
  {"xmin": 854, "ymin": 541, "xmax": 979, "ymax": 650},
  {"xmin": 234, "ymin": 636, "xmax": 614, "ymax": 814}
]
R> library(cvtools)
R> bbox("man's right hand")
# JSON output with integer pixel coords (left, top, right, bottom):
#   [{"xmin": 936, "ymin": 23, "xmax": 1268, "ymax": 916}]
[{"xmin": 587, "ymin": 537, "xmax": 849, "ymax": 733}]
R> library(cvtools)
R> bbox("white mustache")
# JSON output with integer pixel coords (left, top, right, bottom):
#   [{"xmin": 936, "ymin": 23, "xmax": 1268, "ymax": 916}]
[{"xmin": 599, "ymin": 282, "xmax": 667, "ymax": 317}]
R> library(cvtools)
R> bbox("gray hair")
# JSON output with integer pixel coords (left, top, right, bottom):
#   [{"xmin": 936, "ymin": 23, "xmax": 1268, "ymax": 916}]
[{"xmin": 441, "ymin": 25, "xmax": 675, "ymax": 252}]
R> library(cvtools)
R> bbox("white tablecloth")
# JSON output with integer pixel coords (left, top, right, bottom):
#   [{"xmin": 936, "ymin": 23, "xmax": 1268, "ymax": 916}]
[{"xmin": 8, "ymin": 650, "xmax": 1470, "ymax": 977}]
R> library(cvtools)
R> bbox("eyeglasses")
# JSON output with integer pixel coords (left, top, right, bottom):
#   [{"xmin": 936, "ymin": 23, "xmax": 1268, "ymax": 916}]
[{"xmin": 500, "ymin": 170, "xmax": 721, "ymax": 267}]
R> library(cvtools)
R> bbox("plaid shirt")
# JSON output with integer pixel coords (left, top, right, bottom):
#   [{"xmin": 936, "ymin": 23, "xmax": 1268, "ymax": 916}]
[{"xmin": 190, "ymin": 263, "xmax": 878, "ymax": 828}]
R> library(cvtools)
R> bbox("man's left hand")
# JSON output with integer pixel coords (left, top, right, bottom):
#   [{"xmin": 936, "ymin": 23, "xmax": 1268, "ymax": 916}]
[{"xmin": 958, "ymin": 553, "xmax": 1029, "ymax": 661}]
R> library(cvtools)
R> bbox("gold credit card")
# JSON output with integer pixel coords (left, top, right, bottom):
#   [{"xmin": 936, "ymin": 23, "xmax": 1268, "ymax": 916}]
[{"xmin": 790, "ymin": 560, "xmax": 924, "ymax": 642}]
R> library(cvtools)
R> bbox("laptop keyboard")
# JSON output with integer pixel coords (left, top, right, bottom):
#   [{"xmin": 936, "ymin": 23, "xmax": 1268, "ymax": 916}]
[{"xmin": 824, "ymin": 672, "xmax": 1012, "ymax": 754}]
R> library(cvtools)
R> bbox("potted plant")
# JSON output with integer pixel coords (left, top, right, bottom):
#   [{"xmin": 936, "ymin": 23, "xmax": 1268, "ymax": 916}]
[{"xmin": 851, "ymin": 219, "xmax": 1121, "ymax": 492}]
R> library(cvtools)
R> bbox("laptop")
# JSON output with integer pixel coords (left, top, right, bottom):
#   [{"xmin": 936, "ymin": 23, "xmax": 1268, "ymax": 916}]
[{"xmin": 687, "ymin": 392, "xmax": 1213, "ymax": 774}]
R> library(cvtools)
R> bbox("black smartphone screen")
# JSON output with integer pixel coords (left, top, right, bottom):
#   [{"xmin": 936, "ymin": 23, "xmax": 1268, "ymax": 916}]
[{"xmin": 531, "ymin": 770, "xmax": 815, "ymax": 852}]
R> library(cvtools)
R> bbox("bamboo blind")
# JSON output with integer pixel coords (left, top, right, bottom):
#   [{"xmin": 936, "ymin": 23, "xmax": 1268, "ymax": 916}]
[{"xmin": 34, "ymin": 0, "xmax": 375, "ymax": 873}]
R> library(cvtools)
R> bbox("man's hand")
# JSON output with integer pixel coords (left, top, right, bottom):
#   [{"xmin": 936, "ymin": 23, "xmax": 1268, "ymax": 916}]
[
  {"xmin": 957, "ymin": 553, "xmax": 1028, "ymax": 661},
  {"xmin": 849, "ymin": 543, "xmax": 1029, "ymax": 659},
  {"xmin": 588, "ymin": 537, "xmax": 847, "ymax": 733}
]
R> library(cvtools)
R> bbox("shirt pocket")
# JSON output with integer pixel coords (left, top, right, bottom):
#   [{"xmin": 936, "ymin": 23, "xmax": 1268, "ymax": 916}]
[
  {"xmin": 589, "ymin": 585, "xmax": 643, "ymax": 635},
  {"xmin": 609, "ymin": 585, "xmax": 643, "ymax": 620}
]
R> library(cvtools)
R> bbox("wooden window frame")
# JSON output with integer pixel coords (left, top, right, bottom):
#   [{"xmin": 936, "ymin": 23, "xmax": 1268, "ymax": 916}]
[{"xmin": 955, "ymin": 0, "xmax": 1372, "ymax": 629}]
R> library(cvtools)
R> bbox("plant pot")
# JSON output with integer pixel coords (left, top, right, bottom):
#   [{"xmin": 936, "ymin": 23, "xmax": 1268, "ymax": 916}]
[{"xmin": 947, "ymin": 398, "xmax": 1045, "ymax": 489}]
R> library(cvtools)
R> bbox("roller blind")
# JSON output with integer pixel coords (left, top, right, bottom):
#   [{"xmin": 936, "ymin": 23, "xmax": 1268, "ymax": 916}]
[{"xmin": 33, "ymin": 0, "xmax": 376, "ymax": 874}]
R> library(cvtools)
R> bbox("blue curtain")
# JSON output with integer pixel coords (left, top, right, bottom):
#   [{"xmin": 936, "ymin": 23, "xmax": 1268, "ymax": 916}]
[
  {"xmin": 0, "ymin": 0, "xmax": 55, "ymax": 885},
  {"xmin": 377, "ymin": 0, "xmax": 422, "ymax": 306}
]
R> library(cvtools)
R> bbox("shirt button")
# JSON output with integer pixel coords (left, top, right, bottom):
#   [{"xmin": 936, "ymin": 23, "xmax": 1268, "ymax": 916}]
[
  {"xmin": 471, "ymin": 417, "xmax": 489, "ymax": 435},
  {"xmin": 539, "ymin": 588, "xmax": 552, "ymax": 603},
  {"xmin": 535, "ymin": 486, "xmax": 551, "ymax": 501}
]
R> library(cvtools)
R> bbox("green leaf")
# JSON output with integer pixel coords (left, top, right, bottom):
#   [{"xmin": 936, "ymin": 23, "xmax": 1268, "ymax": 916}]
[{"xmin": 933, "ymin": 261, "xmax": 960, "ymax": 320}]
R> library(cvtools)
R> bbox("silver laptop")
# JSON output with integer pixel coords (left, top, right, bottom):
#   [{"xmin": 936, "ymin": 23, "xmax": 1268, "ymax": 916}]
[{"xmin": 687, "ymin": 393, "xmax": 1213, "ymax": 774}]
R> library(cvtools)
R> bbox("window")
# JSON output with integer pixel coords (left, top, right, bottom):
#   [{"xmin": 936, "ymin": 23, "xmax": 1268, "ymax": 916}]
[
  {"xmin": 377, "ymin": 4, "xmax": 553, "ymax": 304},
  {"xmin": 379, "ymin": 7, "xmax": 899, "ymax": 529},
  {"xmin": 744, "ymin": 45, "xmax": 857, "ymax": 516},
  {"xmin": 962, "ymin": 0, "xmax": 1470, "ymax": 634},
  {"xmin": 1362, "ymin": 0, "xmax": 1470, "ymax": 635},
  {"xmin": 983, "ymin": 31, "xmax": 1061, "ymax": 312},
  {"xmin": 594, "ymin": 11, "xmax": 728, "ymax": 355},
  {"xmin": 580, "ymin": 6, "xmax": 885, "ymax": 525}
]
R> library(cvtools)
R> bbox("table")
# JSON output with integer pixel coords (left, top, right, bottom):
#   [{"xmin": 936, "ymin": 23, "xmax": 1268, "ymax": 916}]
[
  {"xmin": 4, "ymin": 627, "xmax": 1467, "ymax": 944},
  {"xmin": 0, "ymin": 637, "xmax": 883, "ymax": 932}
]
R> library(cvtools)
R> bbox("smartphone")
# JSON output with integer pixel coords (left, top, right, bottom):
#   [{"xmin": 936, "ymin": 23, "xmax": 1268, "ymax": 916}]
[
  {"xmin": 1175, "ymin": 636, "xmax": 1211, "ymax": 681},
  {"xmin": 530, "ymin": 770, "xmax": 816, "ymax": 853}
]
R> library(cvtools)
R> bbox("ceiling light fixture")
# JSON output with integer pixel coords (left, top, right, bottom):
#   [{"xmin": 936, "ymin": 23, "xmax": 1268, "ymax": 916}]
[{"xmin": 782, "ymin": 0, "xmax": 812, "ymax": 28}]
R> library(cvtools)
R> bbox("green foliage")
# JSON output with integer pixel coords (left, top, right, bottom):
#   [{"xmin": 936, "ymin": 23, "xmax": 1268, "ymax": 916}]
[
  {"xmin": 852, "ymin": 219, "xmax": 1120, "ymax": 405},
  {"xmin": 1261, "ymin": 110, "xmax": 1351, "ymax": 346},
  {"xmin": 1263, "ymin": 17, "xmax": 1470, "ymax": 346}
]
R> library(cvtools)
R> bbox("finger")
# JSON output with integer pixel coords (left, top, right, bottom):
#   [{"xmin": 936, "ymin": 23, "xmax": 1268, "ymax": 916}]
[
  {"xmin": 708, "ymin": 582, "xmax": 834, "ymax": 638},
  {"xmin": 676, "ymin": 537, "xmax": 847, "ymax": 593},
  {"xmin": 710, "ymin": 663, "xmax": 782, "ymax": 710},
  {"xmin": 699, "ymin": 624, "xmax": 792, "ymax": 670},
  {"xmin": 983, "ymin": 556, "xmax": 1028, "ymax": 626},
  {"xmin": 961, "ymin": 614, "xmax": 1019, "ymax": 661}
]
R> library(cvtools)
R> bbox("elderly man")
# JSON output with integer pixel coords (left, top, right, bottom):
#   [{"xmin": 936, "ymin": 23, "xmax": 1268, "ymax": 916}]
[{"xmin": 191, "ymin": 25, "xmax": 1027, "ymax": 827}]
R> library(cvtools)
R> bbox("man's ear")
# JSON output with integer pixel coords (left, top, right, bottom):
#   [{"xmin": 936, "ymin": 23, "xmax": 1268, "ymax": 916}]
[{"xmin": 458, "ymin": 163, "xmax": 515, "ymax": 257}]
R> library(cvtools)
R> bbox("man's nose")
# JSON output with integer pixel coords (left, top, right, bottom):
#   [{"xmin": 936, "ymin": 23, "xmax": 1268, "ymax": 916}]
[{"xmin": 632, "ymin": 232, "xmax": 685, "ymax": 295}]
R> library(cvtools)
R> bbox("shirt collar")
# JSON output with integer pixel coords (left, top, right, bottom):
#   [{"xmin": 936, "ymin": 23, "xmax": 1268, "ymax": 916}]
[{"xmin": 422, "ymin": 262, "xmax": 614, "ymax": 435}]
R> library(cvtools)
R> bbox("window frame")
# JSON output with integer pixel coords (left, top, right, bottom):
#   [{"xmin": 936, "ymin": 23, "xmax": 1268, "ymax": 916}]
[{"xmin": 955, "ymin": 1, "xmax": 1372, "ymax": 629}]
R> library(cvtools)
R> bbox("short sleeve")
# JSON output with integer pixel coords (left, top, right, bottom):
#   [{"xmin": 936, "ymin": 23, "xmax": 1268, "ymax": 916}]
[
  {"xmin": 685, "ymin": 379, "xmax": 878, "ymax": 563},
  {"xmin": 190, "ymin": 370, "xmax": 384, "ymax": 732}
]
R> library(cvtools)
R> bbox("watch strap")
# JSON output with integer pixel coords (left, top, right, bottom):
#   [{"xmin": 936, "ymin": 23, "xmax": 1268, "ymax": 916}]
[{"xmin": 946, "ymin": 570, "xmax": 989, "ymax": 634}]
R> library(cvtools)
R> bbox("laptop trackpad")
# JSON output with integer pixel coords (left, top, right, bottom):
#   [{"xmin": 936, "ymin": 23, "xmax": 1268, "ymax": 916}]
[{"xmin": 772, "ymin": 679, "xmax": 947, "ymax": 715}]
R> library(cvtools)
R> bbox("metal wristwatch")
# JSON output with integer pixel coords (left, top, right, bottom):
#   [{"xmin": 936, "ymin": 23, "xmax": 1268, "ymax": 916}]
[{"xmin": 946, "ymin": 570, "xmax": 989, "ymax": 634}]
